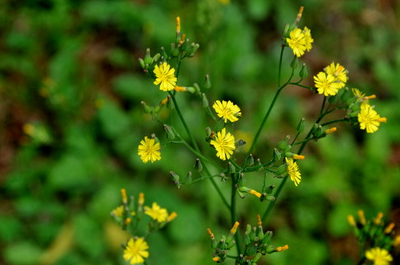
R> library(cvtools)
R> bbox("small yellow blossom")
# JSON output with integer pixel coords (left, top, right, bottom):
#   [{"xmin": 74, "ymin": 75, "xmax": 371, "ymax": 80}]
[
  {"xmin": 167, "ymin": 212, "xmax": 178, "ymax": 222},
  {"xmin": 393, "ymin": 236, "xmax": 400, "ymax": 247},
  {"xmin": 325, "ymin": 127, "xmax": 337, "ymax": 135},
  {"xmin": 358, "ymin": 210, "xmax": 366, "ymax": 225},
  {"xmin": 374, "ymin": 212, "xmax": 383, "ymax": 225},
  {"xmin": 358, "ymin": 104, "xmax": 387, "ymax": 133},
  {"xmin": 112, "ymin": 205, "xmax": 124, "ymax": 217},
  {"xmin": 212, "ymin": 257, "xmax": 221, "ymax": 262},
  {"xmin": 303, "ymin": 27, "xmax": 314, "ymax": 52},
  {"xmin": 384, "ymin": 223, "xmax": 395, "ymax": 234},
  {"xmin": 230, "ymin": 221, "xmax": 240, "ymax": 234},
  {"xmin": 207, "ymin": 228, "xmax": 215, "ymax": 239},
  {"xmin": 347, "ymin": 215, "xmax": 356, "ymax": 227},
  {"xmin": 138, "ymin": 193, "xmax": 145, "ymax": 206},
  {"xmin": 285, "ymin": 157, "xmax": 301, "ymax": 186},
  {"xmin": 153, "ymin": 62, "xmax": 177, "ymax": 91},
  {"xmin": 314, "ymin": 72, "xmax": 341, "ymax": 96},
  {"xmin": 138, "ymin": 136, "xmax": 161, "ymax": 163},
  {"xmin": 292, "ymin": 154, "xmax": 305, "ymax": 160},
  {"xmin": 144, "ymin": 202, "xmax": 168, "ymax": 222},
  {"xmin": 325, "ymin": 62, "xmax": 348, "ymax": 89},
  {"xmin": 212, "ymin": 100, "xmax": 241, "ymax": 123},
  {"xmin": 276, "ymin": 245, "xmax": 289, "ymax": 252},
  {"xmin": 176, "ymin": 17, "xmax": 181, "ymax": 34},
  {"xmin": 249, "ymin": 189, "xmax": 262, "ymax": 198},
  {"xmin": 125, "ymin": 217, "xmax": 131, "ymax": 226},
  {"xmin": 210, "ymin": 128, "xmax": 236, "ymax": 161},
  {"xmin": 365, "ymin": 247, "xmax": 393, "ymax": 265},
  {"xmin": 121, "ymin": 188, "xmax": 128, "ymax": 204},
  {"xmin": 174, "ymin": 85, "xmax": 186, "ymax": 92},
  {"xmin": 287, "ymin": 28, "xmax": 306, "ymax": 57},
  {"xmin": 123, "ymin": 237, "xmax": 149, "ymax": 265}
]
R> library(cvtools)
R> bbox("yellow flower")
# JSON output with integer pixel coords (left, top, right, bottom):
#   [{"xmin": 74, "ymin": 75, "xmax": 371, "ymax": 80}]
[
  {"xmin": 325, "ymin": 62, "xmax": 348, "ymax": 88},
  {"xmin": 358, "ymin": 104, "xmax": 387, "ymax": 133},
  {"xmin": 285, "ymin": 157, "xmax": 301, "ymax": 186},
  {"xmin": 212, "ymin": 100, "xmax": 241, "ymax": 123},
  {"xmin": 365, "ymin": 247, "xmax": 393, "ymax": 265},
  {"xmin": 303, "ymin": 27, "xmax": 314, "ymax": 52},
  {"xmin": 112, "ymin": 205, "xmax": 124, "ymax": 217},
  {"xmin": 123, "ymin": 237, "xmax": 149, "ymax": 264},
  {"xmin": 138, "ymin": 136, "xmax": 161, "ymax": 163},
  {"xmin": 286, "ymin": 28, "xmax": 306, "ymax": 57},
  {"xmin": 144, "ymin": 202, "xmax": 168, "ymax": 222},
  {"xmin": 210, "ymin": 128, "xmax": 236, "ymax": 161},
  {"xmin": 153, "ymin": 62, "xmax": 177, "ymax": 91},
  {"xmin": 314, "ymin": 72, "xmax": 341, "ymax": 96}
]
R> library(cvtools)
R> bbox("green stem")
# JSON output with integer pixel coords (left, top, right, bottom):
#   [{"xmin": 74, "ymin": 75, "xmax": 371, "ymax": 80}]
[
  {"xmin": 262, "ymin": 176, "xmax": 288, "ymax": 223},
  {"xmin": 321, "ymin": 118, "xmax": 348, "ymax": 126},
  {"xmin": 320, "ymin": 97, "xmax": 327, "ymax": 116},
  {"xmin": 278, "ymin": 45, "xmax": 285, "ymax": 87},
  {"xmin": 231, "ymin": 173, "xmax": 242, "ymax": 254},
  {"xmin": 168, "ymin": 92, "xmax": 230, "ymax": 210},
  {"xmin": 288, "ymin": 82, "xmax": 315, "ymax": 91}
]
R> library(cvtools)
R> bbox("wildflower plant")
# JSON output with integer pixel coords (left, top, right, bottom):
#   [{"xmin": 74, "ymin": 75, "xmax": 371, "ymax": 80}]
[{"xmin": 111, "ymin": 7, "xmax": 390, "ymax": 264}]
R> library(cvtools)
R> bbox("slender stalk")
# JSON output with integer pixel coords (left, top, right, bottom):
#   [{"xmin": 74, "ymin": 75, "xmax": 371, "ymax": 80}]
[
  {"xmin": 289, "ymin": 82, "xmax": 315, "ymax": 91},
  {"xmin": 168, "ymin": 92, "xmax": 230, "ymax": 209},
  {"xmin": 262, "ymin": 176, "xmax": 288, "ymax": 223},
  {"xmin": 320, "ymin": 97, "xmax": 327, "ymax": 116},
  {"xmin": 230, "ymin": 173, "xmax": 242, "ymax": 254},
  {"xmin": 278, "ymin": 45, "xmax": 285, "ymax": 87},
  {"xmin": 321, "ymin": 118, "xmax": 347, "ymax": 126}
]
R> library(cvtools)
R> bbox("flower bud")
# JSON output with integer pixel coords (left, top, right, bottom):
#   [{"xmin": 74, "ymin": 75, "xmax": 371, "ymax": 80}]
[
  {"xmin": 246, "ymin": 154, "xmax": 255, "ymax": 166},
  {"xmin": 138, "ymin": 58, "xmax": 145, "ymax": 69},
  {"xmin": 171, "ymin": 43, "xmax": 179, "ymax": 57},
  {"xmin": 297, "ymin": 118, "xmax": 305, "ymax": 133},
  {"xmin": 202, "ymin": 93, "xmax": 209, "ymax": 108},
  {"xmin": 184, "ymin": 172, "xmax": 192, "ymax": 185},
  {"xmin": 278, "ymin": 135, "xmax": 290, "ymax": 151},
  {"xmin": 188, "ymin": 43, "xmax": 200, "ymax": 57},
  {"xmin": 262, "ymin": 231, "xmax": 273, "ymax": 244},
  {"xmin": 244, "ymin": 231, "xmax": 251, "ymax": 245},
  {"xmin": 290, "ymin": 57, "xmax": 298, "ymax": 70},
  {"xmin": 144, "ymin": 48, "xmax": 153, "ymax": 65},
  {"xmin": 170, "ymin": 171, "xmax": 180, "ymax": 188},
  {"xmin": 273, "ymin": 148, "xmax": 282, "ymax": 161},
  {"xmin": 193, "ymin": 83, "xmax": 201, "ymax": 94},
  {"xmin": 163, "ymin": 124, "xmax": 175, "ymax": 140},
  {"xmin": 299, "ymin": 63, "xmax": 308, "ymax": 79},
  {"xmin": 194, "ymin": 158, "xmax": 203, "ymax": 172},
  {"xmin": 141, "ymin": 101, "xmax": 153, "ymax": 114},
  {"xmin": 153, "ymin": 53, "xmax": 160, "ymax": 62},
  {"xmin": 204, "ymin": 74, "xmax": 211, "ymax": 89},
  {"xmin": 228, "ymin": 162, "xmax": 236, "ymax": 174}
]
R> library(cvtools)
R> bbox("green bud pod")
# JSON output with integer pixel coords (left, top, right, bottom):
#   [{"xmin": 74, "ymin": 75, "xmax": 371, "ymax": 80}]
[
  {"xmin": 193, "ymin": 83, "xmax": 201, "ymax": 94},
  {"xmin": 252, "ymin": 253, "xmax": 262, "ymax": 263},
  {"xmin": 278, "ymin": 135, "xmax": 290, "ymax": 151},
  {"xmin": 227, "ymin": 240, "xmax": 236, "ymax": 249},
  {"xmin": 250, "ymin": 227, "xmax": 256, "ymax": 240},
  {"xmin": 312, "ymin": 124, "xmax": 323, "ymax": 138},
  {"xmin": 244, "ymin": 232, "xmax": 251, "ymax": 245},
  {"xmin": 153, "ymin": 105, "xmax": 161, "ymax": 114},
  {"xmin": 256, "ymin": 158, "xmax": 263, "ymax": 171},
  {"xmin": 282, "ymin": 23, "xmax": 290, "ymax": 38},
  {"xmin": 144, "ymin": 48, "xmax": 153, "ymax": 65},
  {"xmin": 205, "ymin": 127, "xmax": 212, "ymax": 138},
  {"xmin": 265, "ymin": 195, "xmax": 275, "ymax": 201},
  {"xmin": 257, "ymin": 227, "xmax": 264, "ymax": 241},
  {"xmin": 202, "ymin": 93, "xmax": 209, "ymax": 108},
  {"xmin": 194, "ymin": 158, "xmax": 203, "ymax": 172},
  {"xmin": 290, "ymin": 57, "xmax": 298, "ymax": 70},
  {"xmin": 186, "ymin": 86, "xmax": 196, "ymax": 93},
  {"xmin": 138, "ymin": 58, "xmax": 145, "ymax": 69},
  {"xmin": 160, "ymin": 47, "xmax": 168, "ymax": 60},
  {"xmin": 141, "ymin": 101, "xmax": 153, "ymax": 114},
  {"xmin": 246, "ymin": 154, "xmax": 255, "ymax": 166},
  {"xmin": 297, "ymin": 118, "xmax": 305, "ymax": 133},
  {"xmin": 299, "ymin": 63, "xmax": 308, "ymax": 79},
  {"xmin": 273, "ymin": 148, "xmax": 282, "ymax": 161},
  {"xmin": 228, "ymin": 162, "xmax": 236, "ymax": 174},
  {"xmin": 236, "ymin": 189, "xmax": 246, "ymax": 199},
  {"xmin": 262, "ymin": 231, "xmax": 273, "ymax": 244},
  {"xmin": 163, "ymin": 124, "xmax": 175, "ymax": 140},
  {"xmin": 184, "ymin": 172, "xmax": 192, "ymax": 185},
  {"xmin": 169, "ymin": 171, "xmax": 180, "ymax": 188},
  {"xmin": 152, "ymin": 53, "xmax": 161, "ymax": 62},
  {"xmin": 204, "ymin": 74, "xmax": 211, "ymax": 89},
  {"xmin": 188, "ymin": 43, "xmax": 200, "ymax": 57},
  {"xmin": 171, "ymin": 43, "xmax": 179, "ymax": 57}
]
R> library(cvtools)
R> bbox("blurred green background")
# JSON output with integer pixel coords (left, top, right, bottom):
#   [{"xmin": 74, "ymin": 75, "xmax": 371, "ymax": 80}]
[{"xmin": 0, "ymin": 0, "xmax": 399, "ymax": 264}]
